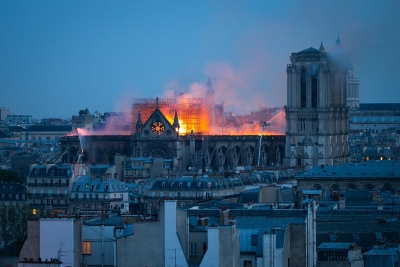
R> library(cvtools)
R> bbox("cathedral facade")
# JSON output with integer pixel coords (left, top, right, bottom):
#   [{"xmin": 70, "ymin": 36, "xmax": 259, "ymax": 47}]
[{"xmin": 284, "ymin": 44, "xmax": 350, "ymax": 167}]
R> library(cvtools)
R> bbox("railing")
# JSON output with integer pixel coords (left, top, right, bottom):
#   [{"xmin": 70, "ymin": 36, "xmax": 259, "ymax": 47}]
[
  {"xmin": 28, "ymin": 193, "xmax": 69, "ymax": 198},
  {"xmin": 69, "ymin": 197, "xmax": 123, "ymax": 202},
  {"xmin": 53, "ymin": 204, "xmax": 69, "ymax": 208},
  {"xmin": 27, "ymin": 183, "xmax": 69, "ymax": 187},
  {"xmin": 29, "ymin": 203, "xmax": 45, "ymax": 208},
  {"xmin": 143, "ymin": 195, "xmax": 223, "ymax": 201}
]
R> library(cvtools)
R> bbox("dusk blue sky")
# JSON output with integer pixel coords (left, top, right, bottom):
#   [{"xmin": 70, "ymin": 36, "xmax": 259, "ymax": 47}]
[{"xmin": 1, "ymin": 0, "xmax": 399, "ymax": 120}]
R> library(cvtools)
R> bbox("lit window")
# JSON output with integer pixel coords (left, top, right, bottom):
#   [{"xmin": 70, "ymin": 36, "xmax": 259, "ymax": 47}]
[
  {"xmin": 32, "ymin": 209, "xmax": 37, "ymax": 215},
  {"xmin": 82, "ymin": 241, "xmax": 91, "ymax": 254}
]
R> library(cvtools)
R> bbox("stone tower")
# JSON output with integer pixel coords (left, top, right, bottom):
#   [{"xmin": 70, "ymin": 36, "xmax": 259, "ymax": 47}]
[{"xmin": 284, "ymin": 43, "xmax": 350, "ymax": 167}]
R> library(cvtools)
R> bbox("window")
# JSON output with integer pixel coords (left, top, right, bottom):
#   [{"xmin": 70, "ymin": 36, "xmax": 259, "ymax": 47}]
[
  {"xmin": 251, "ymin": 234, "xmax": 259, "ymax": 246},
  {"xmin": 190, "ymin": 242, "xmax": 197, "ymax": 255},
  {"xmin": 202, "ymin": 243, "xmax": 207, "ymax": 255},
  {"xmin": 311, "ymin": 73, "xmax": 318, "ymax": 108},
  {"xmin": 46, "ymin": 198, "xmax": 53, "ymax": 207},
  {"xmin": 243, "ymin": 260, "xmax": 252, "ymax": 267},
  {"xmin": 375, "ymin": 232, "xmax": 383, "ymax": 240},
  {"xmin": 352, "ymin": 233, "xmax": 360, "ymax": 240},
  {"xmin": 82, "ymin": 241, "xmax": 91, "ymax": 254},
  {"xmin": 329, "ymin": 234, "xmax": 337, "ymax": 241},
  {"xmin": 300, "ymin": 69, "xmax": 307, "ymax": 108}
]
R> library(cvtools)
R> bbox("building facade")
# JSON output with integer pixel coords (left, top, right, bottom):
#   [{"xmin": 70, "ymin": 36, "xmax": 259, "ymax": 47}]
[
  {"xmin": 284, "ymin": 44, "xmax": 350, "ymax": 167},
  {"xmin": 69, "ymin": 166, "xmax": 129, "ymax": 217},
  {"xmin": 27, "ymin": 164, "xmax": 74, "ymax": 216}
]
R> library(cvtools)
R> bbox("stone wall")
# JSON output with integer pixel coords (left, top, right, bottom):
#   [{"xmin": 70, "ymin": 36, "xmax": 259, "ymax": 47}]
[{"xmin": 18, "ymin": 220, "xmax": 40, "ymax": 262}]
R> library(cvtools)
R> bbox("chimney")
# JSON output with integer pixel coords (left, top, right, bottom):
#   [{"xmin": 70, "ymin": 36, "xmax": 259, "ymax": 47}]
[
  {"xmin": 91, "ymin": 173, "xmax": 95, "ymax": 181},
  {"xmin": 228, "ymin": 215, "xmax": 236, "ymax": 225},
  {"xmin": 339, "ymin": 193, "xmax": 345, "ymax": 209},
  {"xmin": 101, "ymin": 173, "xmax": 106, "ymax": 182},
  {"xmin": 219, "ymin": 207, "xmax": 229, "ymax": 226}
]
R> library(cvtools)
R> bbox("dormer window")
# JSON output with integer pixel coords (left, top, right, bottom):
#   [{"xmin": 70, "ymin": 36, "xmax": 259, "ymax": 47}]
[
  {"xmin": 179, "ymin": 183, "xmax": 182, "ymax": 189},
  {"xmin": 162, "ymin": 182, "xmax": 166, "ymax": 189}
]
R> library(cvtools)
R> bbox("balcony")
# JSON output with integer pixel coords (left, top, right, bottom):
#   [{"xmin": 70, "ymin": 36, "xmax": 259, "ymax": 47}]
[
  {"xmin": 27, "ymin": 183, "xmax": 69, "ymax": 187},
  {"xmin": 28, "ymin": 193, "xmax": 69, "ymax": 198},
  {"xmin": 53, "ymin": 204, "xmax": 69, "ymax": 208},
  {"xmin": 29, "ymin": 203, "xmax": 45, "ymax": 208},
  {"xmin": 69, "ymin": 197, "xmax": 123, "ymax": 202}
]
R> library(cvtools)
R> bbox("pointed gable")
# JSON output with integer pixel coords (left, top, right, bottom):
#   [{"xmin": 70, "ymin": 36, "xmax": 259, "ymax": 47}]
[{"xmin": 140, "ymin": 107, "xmax": 177, "ymax": 139}]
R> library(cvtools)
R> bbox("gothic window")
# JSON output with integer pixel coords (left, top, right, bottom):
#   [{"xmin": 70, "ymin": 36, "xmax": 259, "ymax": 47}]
[
  {"xmin": 312, "ymin": 73, "xmax": 318, "ymax": 107},
  {"xmin": 142, "ymin": 142, "xmax": 174, "ymax": 159},
  {"xmin": 313, "ymin": 184, "xmax": 322, "ymax": 190},
  {"xmin": 301, "ymin": 69, "xmax": 307, "ymax": 108}
]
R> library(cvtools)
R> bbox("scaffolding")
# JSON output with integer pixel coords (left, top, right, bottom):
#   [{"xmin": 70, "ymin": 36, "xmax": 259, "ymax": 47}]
[{"xmin": 132, "ymin": 98, "xmax": 207, "ymax": 134}]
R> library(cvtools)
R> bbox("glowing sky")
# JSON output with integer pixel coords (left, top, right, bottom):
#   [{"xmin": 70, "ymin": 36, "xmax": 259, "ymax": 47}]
[{"xmin": 1, "ymin": 0, "xmax": 399, "ymax": 120}]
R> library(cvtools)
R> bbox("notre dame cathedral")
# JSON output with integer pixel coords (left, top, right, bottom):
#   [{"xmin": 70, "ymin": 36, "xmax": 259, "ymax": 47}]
[
  {"xmin": 61, "ymin": 43, "xmax": 353, "ymax": 170},
  {"xmin": 283, "ymin": 43, "xmax": 350, "ymax": 167}
]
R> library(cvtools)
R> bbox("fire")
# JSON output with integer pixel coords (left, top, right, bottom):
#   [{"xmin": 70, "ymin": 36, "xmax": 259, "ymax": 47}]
[
  {"xmin": 132, "ymin": 98, "xmax": 285, "ymax": 136},
  {"xmin": 67, "ymin": 98, "xmax": 285, "ymax": 137}
]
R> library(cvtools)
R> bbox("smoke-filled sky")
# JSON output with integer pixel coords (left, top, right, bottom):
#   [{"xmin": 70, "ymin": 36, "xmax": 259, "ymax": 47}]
[{"xmin": 1, "ymin": 0, "xmax": 399, "ymax": 120}]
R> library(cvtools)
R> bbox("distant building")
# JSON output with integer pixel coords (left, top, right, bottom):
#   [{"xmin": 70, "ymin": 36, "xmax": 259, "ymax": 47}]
[
  {"xmin": 11, "ymin": 153, "xmax": 34, "ymax": 183},
  {"xmin": 26, "ymin": 164, "xmax": 74, "ymax": 216},
  {"xmin": 69, "ymin": 165, "xmax": 130, "ymax": 217},
  {"xmin": 363, "ymin": 244, "xmax": 400, "ymax": 267},
  {"xmin": 0, "ymin": 182, "xmax": 27, "ymax": 204},
  {"xmin": 349, "ymin": 103, "xmax": 400, "ymax": 132},
  {"xmin": 144, "ymin": 175, "xmax": 251, "ymax": 214},
  {"xmin": 71, "ymin": 108, "xmax": 93, "ymax": 132},
  {"xmin": 6, "ymin": 115, "xmax": 33, "ymax": 128},
  {"xmin": 25, "ymin": 125, "xmax": 72, "ymax": 142},
  {"xmin": 317, "ymin": 242, "xmax": 364, "ymax": 266},
  {"xmin": 0, "ymin": 107, "xmax": 10, "ymax": 121},
  {"xmin": 296, "ymin": 160, "xmax": 400, "ymax": 195},
  {"xmin": 114, "ymin": 154, "xmax": 173, "ymax": 182}
]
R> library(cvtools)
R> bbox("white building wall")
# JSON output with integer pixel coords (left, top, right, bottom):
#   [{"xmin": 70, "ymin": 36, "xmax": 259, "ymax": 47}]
[
  {"xmin": 81, "ymin": 225, "xmax": 115, "ymax": 267},
  {"xmin": 262, "ymin": 232, "xmax": 283, "ymax": 267},
  {"xmin": 40, "ymin": 219, "xmax": 75, "ymax": 267},
  {"xmin": 164, "ymin": 200, "xmax": 188, "ymax": 267},
  {"xmin": 199, "ymin": 227, "xmax": 219, "ymax": 267}
]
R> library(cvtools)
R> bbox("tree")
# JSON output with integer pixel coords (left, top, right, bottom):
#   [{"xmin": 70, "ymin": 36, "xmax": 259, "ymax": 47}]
[
  {"xmin": 0, "ymin": 202, "xmax": 31, "ymax": 254},
  {"xmin": 0, "ymin": 169, "xmax": 22, "ymax": 184}
]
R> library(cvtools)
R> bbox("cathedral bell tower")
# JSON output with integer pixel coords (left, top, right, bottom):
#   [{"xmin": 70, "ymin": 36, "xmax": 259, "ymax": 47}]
[{"xmin": 283, "ymin": 43, "xmax": 350, "ymax": 167}]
